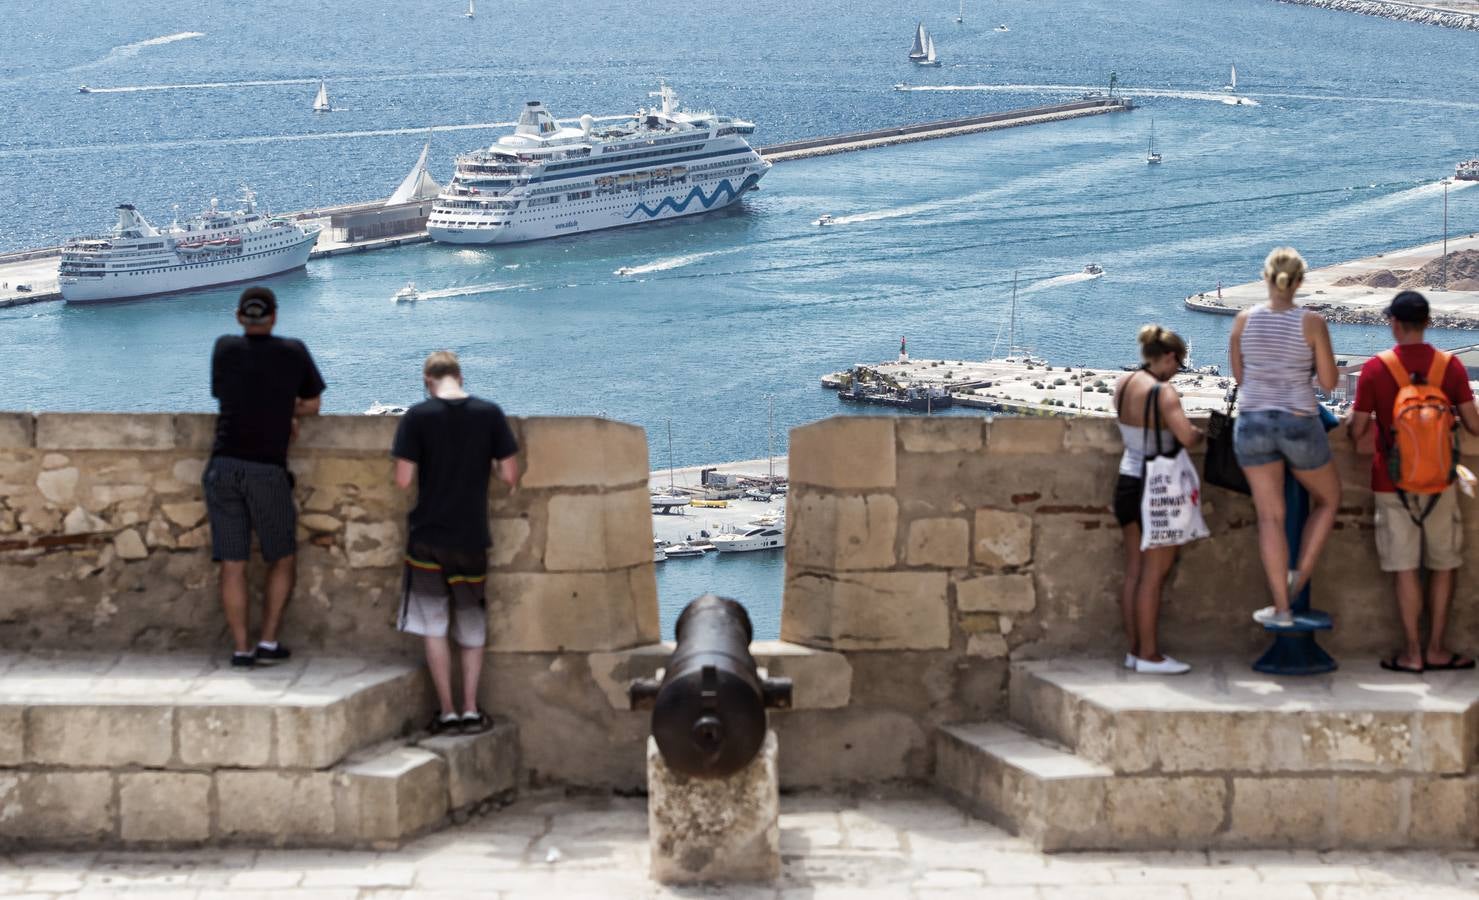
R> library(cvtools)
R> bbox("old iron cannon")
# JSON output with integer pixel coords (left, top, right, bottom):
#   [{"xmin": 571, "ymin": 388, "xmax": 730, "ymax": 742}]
[{"xmin": 629, "ymin": 594, "xmax": 792, "ymax": 778}]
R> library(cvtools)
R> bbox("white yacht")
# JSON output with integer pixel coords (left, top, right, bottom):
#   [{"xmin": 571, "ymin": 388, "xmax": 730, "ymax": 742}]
[
  {"xmin": 814, "ymin": 214, "xmax": 835, "ymax": 227},
  {"xmin": 393, "ymin": 281, "xmax": 419, "ymax": 303},
  {"xmin": 711, "ymin": 524, "xmax": 786, "ymax": 553},
  {"xmin": 428, "ymin": 84, "xmax": 769, "ymax": 245},
  {"xmin": 1457, "ymin": 159, "xmax": 1479, "ymax": 182},
  {"xmin": 312, "ymin": 79, "xmax": 330, "ymax": 112},
  {"xmin": 464, "ymin": 0, "xmax": 475, "ymax": 17},
  {"xmin": 1083, "ymin": 263, "xmax": 1104, "ymax": 276},
  {"xmin": 663, "ymin": 542, "xmax": 706, "ymax": 559},
  {"xmin": 917, "ymin": 34, "xmax": 941, "ymax": 67},
  {"xmin": 58, "ymin": 190, "xmax": 321, "ymax": 304}
]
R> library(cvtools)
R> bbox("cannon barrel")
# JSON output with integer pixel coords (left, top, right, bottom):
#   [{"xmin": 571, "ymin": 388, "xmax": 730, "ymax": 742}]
[{"xmin": 629, "ymin": 594, "xmax": 792, "ymax": 778}]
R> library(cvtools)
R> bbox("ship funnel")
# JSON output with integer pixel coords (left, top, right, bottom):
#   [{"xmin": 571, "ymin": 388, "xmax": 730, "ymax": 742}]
[{"xmin": 579, "ymin": 114, "xmax": 594, "ymax": 137}]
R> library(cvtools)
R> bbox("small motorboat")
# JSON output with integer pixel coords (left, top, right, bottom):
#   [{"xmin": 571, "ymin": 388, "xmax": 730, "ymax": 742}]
[
  {"xmin": 393, "ymin": 281, "xmax": 419, "ymax": 303},
  {"xmin": 893, "ymin": 82, "xmax": 910, "ymax": 91},
  {"xmin": 1083, "ymin": 264, "xmax": 1105, "ymax": 276},
  {"xmin": 650, "ymin": 493, "xmax": 691, "ymax": 514},
  {"xmin": 662, "ymin": 542, "xmax": 706, "ymax": 559},
  {"xmin": 654, "ymin": 547, "xmax": 667, "ymax": 562},
  {"xmin": 744, "ymin": 488, "xmax": 774, "ymax": 502},
  {"xmin": 78, "ymin": 84, "xmax": 92, "ymax": 94},
  {"xmin": 614, "ymin": 266, "xmax": 636, "ymax": 276},
  {"xmin": 995, "ymin": 24, "xmax": 1010, "ymax": 32},
  {"xmin": 814, "ymin": 214, "xmax": 835, "ymax": 227},
  {"xmin": 364, "ymin": 402, "xmax": 409, "ymax": 416}
]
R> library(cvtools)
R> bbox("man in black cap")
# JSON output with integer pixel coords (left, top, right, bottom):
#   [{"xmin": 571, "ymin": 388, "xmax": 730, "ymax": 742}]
[
  {"xmin": 1349, "ymin": 290, "xmax": 1479, "ymax": 673},
  {"xmin": 204, "ymin": 286, "xmax": 325, "ymax": 668}
]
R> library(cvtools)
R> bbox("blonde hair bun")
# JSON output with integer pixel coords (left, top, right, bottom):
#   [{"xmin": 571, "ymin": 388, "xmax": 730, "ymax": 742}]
[
  {"xmin": 1137, "ymin": 323, "xmax": 1187, "ymax": 363},
  {"xmin": 1263, "ymin": 246, "xmax": 1306, "ymax": 291}
]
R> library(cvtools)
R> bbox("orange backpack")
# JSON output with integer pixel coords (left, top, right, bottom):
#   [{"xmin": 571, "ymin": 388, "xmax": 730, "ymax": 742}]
[{"xmin": 1378, "ymin": 349, "xmax": 1458, "ymax": 507}]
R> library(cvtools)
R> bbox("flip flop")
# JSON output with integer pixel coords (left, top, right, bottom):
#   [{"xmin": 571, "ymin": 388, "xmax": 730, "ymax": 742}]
[
  {"xmin": 1424, "ymin": 654, "xmax": 1476, "ymax": 671},
  {"xmin": 1380, "ymin": 655, "xmax": 1424, "ymax": 674}
]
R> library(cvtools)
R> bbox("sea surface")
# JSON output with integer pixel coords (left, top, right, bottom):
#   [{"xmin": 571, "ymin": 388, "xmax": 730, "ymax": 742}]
[{"xmin": 2, "ymin": 0, "xmax": 1476, "ymax": 638}]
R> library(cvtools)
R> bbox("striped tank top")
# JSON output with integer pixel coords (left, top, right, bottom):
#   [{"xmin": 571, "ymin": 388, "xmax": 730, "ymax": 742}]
[{"xmin": 1239, "ymin": 304, "xmax": 1317, "ymax": 414}]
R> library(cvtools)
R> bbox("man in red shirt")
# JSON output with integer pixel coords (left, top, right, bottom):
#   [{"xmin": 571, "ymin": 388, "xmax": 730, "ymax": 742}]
[{"xmin": 1348, "ymin": 291, "xmax": 1479, "ymax": 673}]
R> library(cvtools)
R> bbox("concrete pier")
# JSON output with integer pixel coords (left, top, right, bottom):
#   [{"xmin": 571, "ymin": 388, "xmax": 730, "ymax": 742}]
[{"xmin": 1185, "ymin": 232, "xmax": 1479, "ymax": 326}]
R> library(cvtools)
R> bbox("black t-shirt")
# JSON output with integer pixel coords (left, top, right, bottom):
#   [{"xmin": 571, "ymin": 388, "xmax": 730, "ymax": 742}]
[
  {"xmin": 211, "ymin": 334, "xmax": 326, "ymax": 468},
  {"xmin": 391, "ymin": 396, "xmax": 519, "ymax": 551}
]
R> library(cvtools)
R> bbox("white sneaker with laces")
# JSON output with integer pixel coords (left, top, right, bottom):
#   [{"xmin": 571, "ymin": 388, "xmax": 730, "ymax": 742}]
[
  {"xmin": 1135, "ymin": 655, "xmax": 1191, "ymax": 675},
  {"xmin": 1124, "ymin": 653, "xmax": 1138, "ymax": 670},
  {"xmin": 1253, "ymin": 606, "xmax": 1296, "ymax": 628}
]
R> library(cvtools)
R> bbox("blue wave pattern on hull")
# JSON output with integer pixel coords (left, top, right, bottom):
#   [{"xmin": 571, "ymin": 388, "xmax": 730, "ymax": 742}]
[{"xmin": 625, "ymin": 175, "xmax": 759, "ymax": 220}]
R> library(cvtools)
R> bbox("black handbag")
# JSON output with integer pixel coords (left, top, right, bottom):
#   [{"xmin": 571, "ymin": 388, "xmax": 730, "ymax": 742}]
[{"xmin": 1203, "ymin": 386, "xmax": 1250, "ymax": 495}]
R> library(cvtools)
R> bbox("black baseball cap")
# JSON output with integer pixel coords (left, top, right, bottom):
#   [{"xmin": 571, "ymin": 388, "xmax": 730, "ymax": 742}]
[
  {"xmin": 1383, "ymin": 290, "xmax": 1429, "ymax": 324},
  {"xmin": 237, "ymin": 286, "xmax": 277, "ymax": 323}
]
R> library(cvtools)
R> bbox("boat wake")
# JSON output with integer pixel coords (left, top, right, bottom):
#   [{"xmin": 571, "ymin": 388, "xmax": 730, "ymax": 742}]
[
  {"xmin": 68, "ymin": 32, "xmax": 205, "ymax": 73},
  {"xmin": 1022, "ymin": 271, "xmax": 1102, "ymax": 293},
  {"xmin": 895, "ymin": 83, "xmax": 1260, "ymax": 106},
  {"xmin": 415, "ymin": 282, "xmax": 527, "ymax": 300},
  {"xmin": 83, "ymin": 76, "xmax": 319, "ymax": 94},
  {"xmin": 614, "ymin": 249, "xmax": 735, "ymax": 276}
]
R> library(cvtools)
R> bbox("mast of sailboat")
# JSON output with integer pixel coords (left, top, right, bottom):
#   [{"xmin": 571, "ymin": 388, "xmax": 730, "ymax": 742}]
[
  {"xmin": 1008, "ymin": 271, "xmax": 1018, "ymax": 357},
  {"xmin": 667, "ymin": 420, "xmax": 676, "ymax": 492},
  {"xmin": 767, "ymin": 396, "xmax": 775, "ymax": 485},
  {"xmin": 957, "ymin": 0, "xmax": 964, "ymax": 22}
]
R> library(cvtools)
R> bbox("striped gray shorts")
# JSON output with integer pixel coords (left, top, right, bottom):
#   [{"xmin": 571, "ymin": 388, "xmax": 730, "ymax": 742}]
[{"xmin": 202, "ymin": 456, "xmax": 297, "ymax": 563}]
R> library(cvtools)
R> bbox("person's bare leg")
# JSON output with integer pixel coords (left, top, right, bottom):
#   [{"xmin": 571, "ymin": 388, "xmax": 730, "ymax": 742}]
[
  {"xmin": 1426, "ymin": 568, "xmax": 1465, "ymax": 666},
  {"xmin": 1135, "ymin": 547, "xmax": 1177, "ymax": 662},
  {"xmin": 424, "ymin": 635, "xmax": 456, "ymax": 716},
  {"xmin": 260, "ymin": 555, "xmax": 296, "ymax": 645},
  {"xmin": 1288, "ymin": 462, "xmax": 1341, "ymax": 596},
  {"xmin": 1392, "ymin": 569, "xmax": 1424, "ymax": 670},
  {"xmin": 1120, "ymin": 524, "xmax": 1144, "ymax": 658},
  {"xmin": 220, "ymin": 561, "xmax": 251, "ymax": 654},
  {"xmin": 1243, "ymin": 461, "xmax": 1290, "ymax": 612},
  {"xmin": 459, "ymin": 645, "xmax": 484, "ymax": 714}
]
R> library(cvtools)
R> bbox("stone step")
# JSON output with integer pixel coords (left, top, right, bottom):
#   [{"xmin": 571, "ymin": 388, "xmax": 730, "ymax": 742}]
[
  {"xmin": 1009, "ymin": 657, "xmax": 1479, "ymax": 776},
  {"xmin": 0, "ymin": 652, "xmax": 433, "ymax": 770},
  {"xmin": 0, "ymin": 718, "xmax": 520, "ymax": 849},
  {"xmin": 934, "ymin": 722, "xmax": 1479, "ymax": 852}
]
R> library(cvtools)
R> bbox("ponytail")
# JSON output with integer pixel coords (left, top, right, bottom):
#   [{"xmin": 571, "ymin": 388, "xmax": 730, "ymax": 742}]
[{"xmin": 1138, "ymin": 324, "xmax": 1187, "ymax": 364}]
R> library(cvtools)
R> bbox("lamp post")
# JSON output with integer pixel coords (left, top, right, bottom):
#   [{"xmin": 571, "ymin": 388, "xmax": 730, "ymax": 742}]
[{"xmin": 1443, "ymin": 178, "xmax": 1450, "ymax": 291}]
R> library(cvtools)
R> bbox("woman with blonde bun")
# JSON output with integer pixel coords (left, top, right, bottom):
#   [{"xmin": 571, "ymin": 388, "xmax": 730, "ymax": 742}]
[
  {"xmin": 1113, "ymin": 324, "xmax": 1204, "ymax": 675},
  {"xmin": 1228, "ymin": 247, "xmax": 1340, "ymax": 629}
]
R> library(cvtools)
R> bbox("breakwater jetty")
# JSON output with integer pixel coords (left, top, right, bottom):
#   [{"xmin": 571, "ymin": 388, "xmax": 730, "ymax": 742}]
[
  {"xmin": 1185, "ymin": 232, "xmax": 1479, "ymax": 327},
  {"xmin": 761, "ymin": 98, "xmax": 1133, "ymax": 163},
  {"xmin": 1277, "ymin": 0, "xmax": 1479, "ymax": 29}
]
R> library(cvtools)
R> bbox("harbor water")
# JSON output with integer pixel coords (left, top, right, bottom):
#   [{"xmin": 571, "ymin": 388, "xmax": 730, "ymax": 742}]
[{"xmin": 2, "ymin": 0, "xmax": 1477, "ymax": 637}]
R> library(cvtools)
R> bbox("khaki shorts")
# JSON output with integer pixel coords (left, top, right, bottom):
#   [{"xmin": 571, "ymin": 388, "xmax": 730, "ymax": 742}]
[{"xmin": 1374, "ymin": 487, "xmax": 1463, "ymax": 573}]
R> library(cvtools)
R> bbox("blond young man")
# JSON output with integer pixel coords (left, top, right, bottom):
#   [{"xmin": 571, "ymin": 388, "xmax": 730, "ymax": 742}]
[{"xmin": 391, "ymin": 351, "xmax": 519, "ymax": 733}]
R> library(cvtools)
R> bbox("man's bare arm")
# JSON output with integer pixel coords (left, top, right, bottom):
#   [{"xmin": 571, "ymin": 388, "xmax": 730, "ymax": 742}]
[{"xmin": 394, "ymin": 458, "xmax": 416, "ymax": 491}]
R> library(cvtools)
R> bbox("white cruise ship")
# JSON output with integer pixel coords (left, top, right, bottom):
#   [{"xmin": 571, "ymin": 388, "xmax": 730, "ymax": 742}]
[
  {"xmin": 427, "ymin": 84, "xmax": 769, "ymax": 245},
  {"xmin": 58, "ymin": 190, "xmax": 321, "ymax": 304}
]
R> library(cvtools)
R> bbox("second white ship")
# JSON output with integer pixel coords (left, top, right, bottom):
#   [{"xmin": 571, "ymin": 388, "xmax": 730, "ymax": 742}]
[
  {"xmin": 428, "ymin": 84, "xmax": 769, "ymax": 245},
  {"xmin": 59, "ymin": 189, "xmax": 321, "ymax": 304}
]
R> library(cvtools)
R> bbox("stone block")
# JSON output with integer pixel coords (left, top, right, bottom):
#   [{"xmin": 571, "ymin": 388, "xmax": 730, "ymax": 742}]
[
  {"xmin": 300, "ymin": 512, "xmax": 342, "ymax": 533},
  {"xmin": 751, "ymin": 641, "xmax": 852, "ymax": 710},
  {"xmin": 1103, "ymin": 777, "xmax": 1225, "ymax": 847},
  {"xmin": 784, "ymin": 490, "xmax": 897, "ymax": 571},
  {"xmin": 782, "ymin": 570, "xmax": 949, "ymax": 650},
  {"xmin": 648, "ymin": 731, "xmax": 779, "ymax": 884},
  {"xmin": 588, "ymin": 642, "xmax": 672, "ymax": 709},
  {"xmin": 489, "ymin": 516, "xmax": 532, "ymax": 567},
  {"xmin": 0, "ymin": 707, "xmax": 21, "ymax": 765},
  {"xmin": 956, "ymin": 573, "xmax": 1036, "ymax": 613},
  {"xmin": 973, "ymin": 508, "xmax": 1033, "ymax": 568},
  {"xmin": 275, "ymin": 703, "xmax": 352, "ymax": 770},
  {"xmin": 36, "ymin": 413, "xmax": 175, "ymax": 451},
  {"xmin": 0, "ymin": 412, "xmax": 33, "ymax": 449},
  {"xmin": 1063, "ymin": 417, "xmax": 1121, "ymax": 452},
  {"xmin": 113, "ymin": 528, "xmax": 148, "ymax": 560},
  {"xmin": 216, "ymin": 771, "xmax": 337, "ymax": 841},
  {"xmin": 966, "ymin": 634, "xmax": 1009, "ymax": 658},
  {"xmin": 162, "ymin": 501, "xmax": 207, "ymax": 529},
  {"xmin": 905, "ymin": 517, "xmax": 969, "ymax": 567},
  {"xmin": 1409, "ymin": 776, "xmax": 1476, "ymax": 847},
  {"xmin": 178, "ymin": 706, "xmax": 274, "ymax": 768},
  {"xmin": 345, "ymin": 519, "xmax": 403, "ymax": 568},
  {"xmin": 488, "ymin": 568, "xmax": 659, "ymax": 652},
  {"xmin": 898, "ymin": 417, "xmax": 984, "ymax": 454},
  {"xmin": 544, "ymin": 488, "xmax": 653, "ymax": 572},
  {"xmin": 63, "ymin": 505, "xmax": 108, "ymax": 535},
  {"xmin": 419, "ymin": 720, "xmax": 519, "ymax": 810},
  {"xmin": 296, "ymin": 415, "xmax": 397, "ymax": 451},
  {"xmin": 173, "ymin": 414, "xmax": 216, "ymax": 450},
  {"xmin": 1226, "ymin": 778, "xmax": 1330, "ymax": 847},
  {"xmin": 1334, "ymin": 777, "xmax": 1403, "ymax": 847},
  {"xmin": 788, "ymin": 418, "xmax": 896, "ymax": 490},
  {"xmin": 986, "ymin": 417, "xmax": 1066, "ymax": 455},
  {"xmin": 520, "ymin": 418, "xmax": 647, "ymax": 488},
  {"xmin": 35, "ymin": 466, "xmax": 79, "ymax": 504},
  {"xmin": 28, "ymin": 705, "xmax": 173, "ymax": 767},
  {"xmin": 173, "ymin": 457, "xmax": 205, "ymax": 486},
  {"xmin": 119, "ymin": 771, "xmax": 211, "ymax": 842},
  {"xmin": 335, "ymin": 746, "xmax": 449, "ymax": 845},
  {"xmin": 1, "ymin": 771, "xmax": 114, "ymax": 841}
]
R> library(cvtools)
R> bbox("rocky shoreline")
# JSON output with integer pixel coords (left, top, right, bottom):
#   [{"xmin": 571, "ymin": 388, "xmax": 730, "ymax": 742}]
[
  {"xmin": 1277, "ymin": 0, "xmax": 1479, "ymax": 30},
  {"xmin": 1305, "ymin": 303, "xmax": 1479, "ymax": 328}
]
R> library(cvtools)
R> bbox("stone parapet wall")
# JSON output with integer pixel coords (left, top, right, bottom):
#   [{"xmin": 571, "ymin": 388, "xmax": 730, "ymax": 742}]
[
  {"xmin": 1277, "ymin": 0, "xmax": 1479, "ymax": 31},
  {"xmin": 0, "ymin": 413, "xmax": 657, "ymax": 657}
]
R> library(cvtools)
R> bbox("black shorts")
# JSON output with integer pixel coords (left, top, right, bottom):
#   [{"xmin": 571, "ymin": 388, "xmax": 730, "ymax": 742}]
[
  {"xmin": 202, "ymin": 456, "xmax": 297, "ymax": 562},
  {"xmin": 1114, "ymin": 474, "xmax": 1144, "ymax": 528}
]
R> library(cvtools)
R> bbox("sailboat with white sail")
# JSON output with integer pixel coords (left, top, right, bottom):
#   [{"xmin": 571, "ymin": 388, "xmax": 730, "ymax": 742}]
[
  {"xmin": 918, "ymin": 34, "xmax": 941, "ymax": 67},
  {"xmin": 312, "ymin": 79, "xmax": 330, "ymax": 113},
  {"xmin": 908, "ymin": 21, "xmax": 929, "ymax": 60},
  {"xmin": 956, "ymin": 0, "xmax": 964, "ymax": 23},
  {"xmin": 1146, "ymin": 117, "xmax": 1162, "ymax": 165},
  {"xmin": 1222, "ymin": 64, "xmax": 1237, "ymax": 92},
  {"xmin": 464, "ymin": 0, "xmax": 475, "ymax": 18}
]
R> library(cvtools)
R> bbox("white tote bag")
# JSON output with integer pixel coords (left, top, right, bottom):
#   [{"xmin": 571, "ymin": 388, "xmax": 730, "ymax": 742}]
[{"xmin": 1139, "ymin": 385, "xmax": 1211, "ymax": 551}]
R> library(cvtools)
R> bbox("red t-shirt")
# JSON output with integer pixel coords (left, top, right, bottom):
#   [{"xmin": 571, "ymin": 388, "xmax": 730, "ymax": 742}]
[{"xmin": 1353, "ymin": 343, "xmax": 1473, "ymax": 492}]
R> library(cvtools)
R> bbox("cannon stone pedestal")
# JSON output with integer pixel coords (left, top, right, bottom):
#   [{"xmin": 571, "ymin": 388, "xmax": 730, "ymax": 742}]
[{"xmin": 648, "ymin": 729, "xmax": 779, "ymax": 884}]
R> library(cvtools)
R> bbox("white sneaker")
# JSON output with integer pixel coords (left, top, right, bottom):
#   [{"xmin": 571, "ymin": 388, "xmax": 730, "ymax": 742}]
[
  {"xmin": 1135, "ymin": 655, "xmax": 1191, "ymax": 675},
  {"xmin": 1253, "ymin": 606, "xmax": 1296, "ymax": 628},
  {"xmin": 1124, "ymin": 653, "xmax": 1138, "ymax": 670}
]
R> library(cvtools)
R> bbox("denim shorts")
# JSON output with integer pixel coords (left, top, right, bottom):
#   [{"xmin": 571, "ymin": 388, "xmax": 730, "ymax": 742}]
[{"xmin": 1233, "ymin": 409, "xmax": 1332, "ymax": 471}]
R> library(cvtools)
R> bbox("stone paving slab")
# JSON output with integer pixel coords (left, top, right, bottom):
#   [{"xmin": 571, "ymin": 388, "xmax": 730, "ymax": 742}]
[{"xmin": 1, "ymin": 789, "xmax": 1474, "ymax": 897}]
